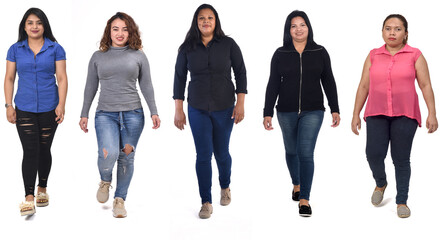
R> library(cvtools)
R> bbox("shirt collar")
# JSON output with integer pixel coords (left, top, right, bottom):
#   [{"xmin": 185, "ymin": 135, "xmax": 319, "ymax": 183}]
[
  {"xmin": 375, "ymin": 44, "xmax": 413, "ymax": 55},
  {"xmin": 17, "ymin": 37, "xmax": 55, "ymax": 52}
]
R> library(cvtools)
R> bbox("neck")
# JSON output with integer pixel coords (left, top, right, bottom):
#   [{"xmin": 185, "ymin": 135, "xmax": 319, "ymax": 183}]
[
  {"xmin": 201, "ymin": 34, "xmax": 214, "ymax": 46},
  {"xmin": 28, "ymin": 37, "xmax": 44, "ymax": 46},
  {"xmin": 385, "ymin": 43, "xmax": 405, "ymax": 55},
  {"xmin": 293, "ymin": 40, "xmax": 307, "ymax": 54}
]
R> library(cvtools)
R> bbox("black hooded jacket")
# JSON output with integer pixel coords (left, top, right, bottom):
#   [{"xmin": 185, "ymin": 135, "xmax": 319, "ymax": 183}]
[{"xmin": 263, "ymin": 11, "xmax": 339, "ymax": 117}]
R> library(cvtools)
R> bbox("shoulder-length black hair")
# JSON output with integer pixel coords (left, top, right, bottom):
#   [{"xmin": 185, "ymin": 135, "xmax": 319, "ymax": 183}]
[
  {"xmin": 178, "ymin": 4, "xmax": 226, "ymax": 52},
  {"xmin": 18, "ymin": 8, "xmax": 57, "ymax": 42},
  {"xmin": 283, "ymin": 10, "xmax": 315, "ymax": 48}
]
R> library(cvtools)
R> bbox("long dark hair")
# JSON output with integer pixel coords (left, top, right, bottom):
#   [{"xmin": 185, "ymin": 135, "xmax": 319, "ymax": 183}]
[
  {"xmin": 178, "ymin": 4, "xmax": 226, "ymax": 52},
  {"xmin": 18, "ymin": 8, "xmax": 57, "ymax": 42},
  {"xmin": 283, "ymin": 10, "xmax": 315, "ymax": 48},
  {"xmin": 99, "ymin": 12, "xmax": 142, "ymax": 52},
  {"xmin": 383, "ymin": 14, "xmax": 408, "ymax": 44}
]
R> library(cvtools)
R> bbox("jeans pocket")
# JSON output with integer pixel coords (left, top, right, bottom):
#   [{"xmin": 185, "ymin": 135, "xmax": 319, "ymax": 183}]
[{"xmin": 133, "ymin": 108, "xmax": 144, "ymax": 114}]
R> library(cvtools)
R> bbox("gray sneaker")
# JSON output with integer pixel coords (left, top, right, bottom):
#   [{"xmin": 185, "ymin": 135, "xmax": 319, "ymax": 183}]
[
  {"xmin": 113, "ymin": 197, "xmax": 127, "ymax": 218},
  {"xmin": 199, "ymin": 202, "xmax": 213, "ymax": 219},
  {"xmin": 371, "ymin": 184, "xmax": 387, "ymax": 206},
  {"xmin": 97, "ymin": 181, "xmax": 112, "ymax": 203},
  {"xmin": 220, "ymin": 188, "xmax": 231, "ymax": 206},
  {"xmin": 397, "ymin": 205, "xmax": 411, "ymax": 218}
]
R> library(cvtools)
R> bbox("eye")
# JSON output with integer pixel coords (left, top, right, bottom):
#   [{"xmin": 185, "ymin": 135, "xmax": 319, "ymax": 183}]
[{"xmin": 291, "ymin": 25, "xmax": 296, "ymax": 28}]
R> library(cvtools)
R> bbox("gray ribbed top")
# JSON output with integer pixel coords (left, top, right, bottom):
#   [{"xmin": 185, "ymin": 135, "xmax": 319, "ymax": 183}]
[{"xmin": 80, "ymin": 46, "xmax": 158, "ymax": 118}]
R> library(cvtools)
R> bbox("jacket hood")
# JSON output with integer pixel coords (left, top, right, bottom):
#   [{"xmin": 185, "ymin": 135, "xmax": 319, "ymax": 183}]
[{"xmin": 283, "ymin": 10, "xmax": 316, "ymax": 49}]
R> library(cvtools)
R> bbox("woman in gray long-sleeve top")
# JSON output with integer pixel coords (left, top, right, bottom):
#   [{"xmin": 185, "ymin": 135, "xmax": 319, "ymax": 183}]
[{"xmin": 79, "ymin": 12, "xmax": 160, "ymax": 218}]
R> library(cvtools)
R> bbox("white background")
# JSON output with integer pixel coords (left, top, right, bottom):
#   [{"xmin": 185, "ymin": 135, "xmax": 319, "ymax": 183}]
[{"xmin": 1, "ymin": 0, "xmax": 439, "ymax": 239}]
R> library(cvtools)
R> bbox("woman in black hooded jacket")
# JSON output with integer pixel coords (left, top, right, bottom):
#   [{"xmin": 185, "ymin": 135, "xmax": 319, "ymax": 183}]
[{"xmin": 263, "ymin": 10, "xmax": 340, "ymax": 217}]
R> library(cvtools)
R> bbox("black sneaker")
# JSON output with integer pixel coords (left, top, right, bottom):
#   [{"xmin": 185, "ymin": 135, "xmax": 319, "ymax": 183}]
[
  {"xmin": 298, "ymin": 204, "xmax": 312, "ymax": 217},
  {"xmin": 292, "ymin": 190, "xmax": 300, "ymax": 201}
]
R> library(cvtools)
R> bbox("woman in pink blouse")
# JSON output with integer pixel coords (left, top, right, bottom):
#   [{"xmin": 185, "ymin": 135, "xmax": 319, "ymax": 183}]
[{"xmin": 351, "ymin": 14, "xmax": 438, "ymax": 218}]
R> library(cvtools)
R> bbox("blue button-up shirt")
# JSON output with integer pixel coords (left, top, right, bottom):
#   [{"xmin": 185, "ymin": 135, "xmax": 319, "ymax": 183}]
[{"xmin": 7, "ymin": 38, "xmax": 66, "ymax": 113}]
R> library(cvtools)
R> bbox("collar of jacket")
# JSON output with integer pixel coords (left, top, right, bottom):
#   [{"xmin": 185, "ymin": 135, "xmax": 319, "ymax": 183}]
[{"xmin": 278, "ymin": 41, "xmax": 321, "ymax": 53}]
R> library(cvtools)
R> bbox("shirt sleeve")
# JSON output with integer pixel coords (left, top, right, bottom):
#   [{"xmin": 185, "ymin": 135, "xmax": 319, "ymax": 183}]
[
  {"xmin": 138, "ymin": 51, "xmax": 158, "ymax": 116},
  {"xmin": 6, "ymin": 45, "xmax": 16, "ymax": 62},
  {"xmin": 55, "ymin": 43, "xmax": 66, "ymax": 61},
  {"xmin": 230, "ymin": 39, "xmax": 247, "ymax": 94},
  {"xmin": 173, "ymin": 49, "xmax": 188, "ymax": 100},
  {"xmin": 320, "ymin": 47, "xmax": 340, "ymax": 114},
  {"xmin": 263, "ymin": 50, "xmax": 281, "ymax": 117},
  {"xmin": 80, "ymin": 52, "xmax": 100, "ymax": 118}
]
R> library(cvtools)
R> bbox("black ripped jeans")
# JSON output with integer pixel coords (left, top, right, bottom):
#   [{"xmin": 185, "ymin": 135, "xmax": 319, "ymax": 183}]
[{"xmin": 16, "ymin": 108, "xmax": 58, "ymax": 197}]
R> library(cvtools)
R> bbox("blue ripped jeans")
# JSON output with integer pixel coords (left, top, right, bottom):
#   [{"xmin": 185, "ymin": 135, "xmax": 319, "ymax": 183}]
[
  {"xmin": 277, "ymin": 110, "xmax": 324, "ymax": 201},
  {"xmin": 95, "ymin": 108, "xmax": 145, "ymax": 200}
]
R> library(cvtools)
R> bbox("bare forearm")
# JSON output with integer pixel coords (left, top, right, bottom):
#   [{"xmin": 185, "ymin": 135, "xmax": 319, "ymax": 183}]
[{"xmin": 420, "ymin": 84, "xmax": 436, "ymax": 116}]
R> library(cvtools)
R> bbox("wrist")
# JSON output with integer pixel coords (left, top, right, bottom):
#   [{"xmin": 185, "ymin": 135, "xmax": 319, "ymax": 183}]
[{"xmin": 5, "ymin": 103, "xmax": 13, "ymax": 109}]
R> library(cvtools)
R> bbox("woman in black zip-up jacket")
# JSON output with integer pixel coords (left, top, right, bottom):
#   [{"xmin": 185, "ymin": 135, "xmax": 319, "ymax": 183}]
[{"xmin": 263, "ymin": 10, "xmax": 340, "ymax": 217}]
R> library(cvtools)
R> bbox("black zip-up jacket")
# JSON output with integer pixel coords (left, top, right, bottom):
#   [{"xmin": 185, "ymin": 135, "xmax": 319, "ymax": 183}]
[{"xmin": 263, "ymin": 42, "xmax": 339, "ymax": 117}]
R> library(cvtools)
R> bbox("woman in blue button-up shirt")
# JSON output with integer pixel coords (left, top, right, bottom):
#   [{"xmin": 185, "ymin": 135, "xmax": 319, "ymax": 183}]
[{"xmin": 3, "ymin": 8, "xmax": 68, "ymax": 216}]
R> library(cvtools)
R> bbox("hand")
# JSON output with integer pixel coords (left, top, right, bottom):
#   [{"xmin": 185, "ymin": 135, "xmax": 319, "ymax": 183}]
[
  {"xmin": 55, "ymin": 104, "xmax": 65, "ymax": 124},
  {"xmin": 79, "ymin": 117, "xmax": 89, "ymax": 133},
  {"xmin": 152, "ymin": 115, "xmax": 161, "ymax": 129},
  {"xmin": 174, "ymin": 109, "xmax": 186, "ymax": 130},
  {"xmin": 263, "ymin": 116, "xmax": 273, "ymax": 130},
  {"xmin": 351, "ymin": 115, "xmax": 361, "ymax": 135},
  {"xmin": 232, "ymin": 103, "xmax": 244, "ymax": 124},
  {"xmin": 6, "ymin": 107, "xmax": 16, "ymax": 124},
  {"xmin": 331, "ymin": 112, "xmax": 340, "ymax": 128},
  {"xmin": 426, "ymin": 114, "xmax": 438, "ymax": 133}
]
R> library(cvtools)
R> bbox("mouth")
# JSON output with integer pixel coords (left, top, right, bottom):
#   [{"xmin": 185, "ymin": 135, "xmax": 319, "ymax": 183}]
[
  {"xmin": 388, "ymin": 38, "xmax": 396, "ymax": 41},
  {"xmin": 31, "ymin": 30, "xmax": 39, "ymax": 34},
  {"xmin": 116, "ymin": 37, "xmax": 125, "ymax": 41}
]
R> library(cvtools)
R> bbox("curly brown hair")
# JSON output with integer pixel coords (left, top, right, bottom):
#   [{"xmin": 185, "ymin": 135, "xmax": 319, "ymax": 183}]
[{"xmin": 99, "ymin": 12, "xmax": 142, "ymax": 51}]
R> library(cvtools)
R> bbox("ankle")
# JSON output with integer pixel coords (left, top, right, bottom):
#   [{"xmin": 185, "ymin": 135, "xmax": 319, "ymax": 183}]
[
  {"xmin": 25, "ymin": 195, "xmax": 34, "ymax": 202},
  {"xmin": 293, "ymin": 185, "xmax": 300, "ymax": 192},
  {"xmin": 299, "ymin": 199, "xmax": 309, "ymax": 206},
  {"xmin": 37, "ymin": 187, "xmax": 47, "ymax": 194}
]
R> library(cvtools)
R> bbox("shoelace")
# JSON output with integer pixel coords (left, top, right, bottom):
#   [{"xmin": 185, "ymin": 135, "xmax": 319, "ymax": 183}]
[
  {"xmin": 201, "ymin": 203, "xmax": 211, "ymax": 211},
  {"xmin": 99, "ymin": 182, "xmax": 112, "ymax": 190},
  {"xmin": 221, "ymin": 191, "xmax": 231, "ymax": 200}
]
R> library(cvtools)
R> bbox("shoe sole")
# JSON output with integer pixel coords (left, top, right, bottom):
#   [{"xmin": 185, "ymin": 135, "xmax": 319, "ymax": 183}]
[
  {"xmin": 113, "ymin": 213, "xmax": 127, "ymax": 218},
  {"xmin": 21, "ymin": 210, "xmax": 35, "ymax": 216},
  {"xmin": 299, "ymin": 213, "xmax": 312, "ymax": 217},
  {"xmin": 36, "ymin": 202, "xmax": 49, "ymax": 207},
  {"xmin": 220, "ymin": 201, "xmax": 230, "ymax": 206}
]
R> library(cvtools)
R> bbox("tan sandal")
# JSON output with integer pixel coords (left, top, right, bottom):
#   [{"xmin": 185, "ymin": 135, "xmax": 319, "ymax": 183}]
[
  {"xmin": 20, "ymin": 201, "xmax": 36, "ymax": 216},
  {"xmin": 36, "ymin": 192, "xmax": 49, "ymax": 207}
]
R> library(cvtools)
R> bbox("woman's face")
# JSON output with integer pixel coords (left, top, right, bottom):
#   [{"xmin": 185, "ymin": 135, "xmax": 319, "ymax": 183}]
[
  {"xmin": 290, "ymin": 16, "xmax": 308, "ymax": 44},
  {"xmin": 382, "ymin": 17, "xmax": 407, "ymax": 48},
  {"xmin": 24, "ymin": 14, "xmax": 44, "ymax": 40},
  {"xmin": 197, "ymin": 8, "xmax": 216, "ymax": 37},
  {"xmin": 110, "ymin": 18, "xmax": 129, "ymax": 48}
]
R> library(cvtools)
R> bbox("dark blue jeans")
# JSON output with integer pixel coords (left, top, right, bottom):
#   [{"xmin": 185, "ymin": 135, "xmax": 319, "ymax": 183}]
[
  {"xmin": 188, "ymin": 105, "xmax": 234, "ymax": 204},
  {"xmin": 366, "ymin": 116, "xmax": 418, "ymax": 204},
  {"xmin": 277, "ymin": 110, "xmax": 324, "ymax": 201}
]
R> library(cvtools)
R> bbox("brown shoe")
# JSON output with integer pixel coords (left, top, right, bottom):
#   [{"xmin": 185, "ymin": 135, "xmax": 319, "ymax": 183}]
[
  {"xmin": 199, "ymin": 202, "xmax": 213, "ymax": 219},
  {"xmin": 113, "ymin": 197, "xmax": 127, "ymax": 218},
  {"xmin": 97, "ymin": 181, "xmax": 112, "ymax": 203},
  {"xmin": 220, "ymin": 188, "xmax": 231, "ymax": 206}
]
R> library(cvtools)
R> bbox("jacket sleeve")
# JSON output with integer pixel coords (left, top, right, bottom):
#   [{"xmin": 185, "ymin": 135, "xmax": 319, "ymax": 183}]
[
  {"xmin": 230, "ymin": 39, "xmax": 247, "ymax": 94},
  {"xmin": 320, "ymin": 47, "xmax": 339, "ymax": 114},
  {"xmin": 173, "ymin": 49, "xmax": 188, "ymax": 100},
  {"xmin": 263, "ymin": 50, "xmax": 281, "ymax": 117}
]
